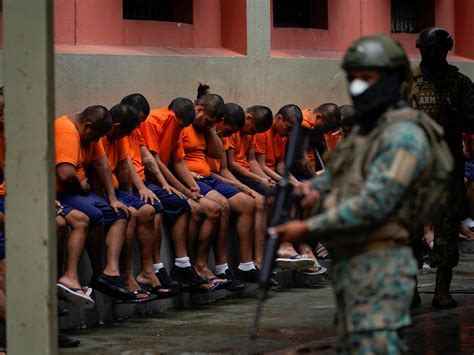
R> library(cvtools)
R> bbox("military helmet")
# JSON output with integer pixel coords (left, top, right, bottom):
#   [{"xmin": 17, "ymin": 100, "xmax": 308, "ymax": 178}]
[
  {"xmin": 342, "ymin": 34, "xmax": 410, "ymax": 79},
  {"xmin": 416, "ymin": 27, "xmax": 453, "ymax": 51}
]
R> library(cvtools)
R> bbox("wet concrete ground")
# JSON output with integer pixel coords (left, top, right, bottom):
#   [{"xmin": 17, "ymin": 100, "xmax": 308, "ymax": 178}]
[{"xmin": 61, "ymin": 253, "xmax": 474, "ymax": 354}]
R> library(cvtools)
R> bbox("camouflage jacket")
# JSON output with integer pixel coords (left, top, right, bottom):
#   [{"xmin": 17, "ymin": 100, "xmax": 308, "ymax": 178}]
[
  {"xmin": 401, "ymin": 63, "xmax": 474, "ymax": 167},
  {"xmin": 306, "ymin": 106, "xmax": 430, "ymax": 251}
]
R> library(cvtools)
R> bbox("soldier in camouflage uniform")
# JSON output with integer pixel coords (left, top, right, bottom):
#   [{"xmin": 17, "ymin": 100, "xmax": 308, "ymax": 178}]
[
  {"xmin": 401, "ymin": 27, "xmax": 474, "ymax": 309},
  {"xmin": 273, "ymin": 35, "xmax": 452, "ymax": 354}
]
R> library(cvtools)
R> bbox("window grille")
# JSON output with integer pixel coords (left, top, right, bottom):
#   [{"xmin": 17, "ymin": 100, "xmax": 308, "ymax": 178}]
[
  {"xmin": 123, "ymin": 0, "xmax": 193, "ymax": 24},
  {"xmin": 391, "ymin": 0, "xmax": 435, "ymax": 33},
  {"xmin": 273, "ymin": 0, "xmax": 328, "ymax": 30}
]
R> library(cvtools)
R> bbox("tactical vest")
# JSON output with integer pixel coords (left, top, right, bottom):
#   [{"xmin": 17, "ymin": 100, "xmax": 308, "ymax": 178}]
[
  {"xmin": 321, "ymin": 106, "xmax": 453, "ymax": 252},
  {"xmin": 406, "ymin": 64, "xmax": 460, "ymax": 125}
]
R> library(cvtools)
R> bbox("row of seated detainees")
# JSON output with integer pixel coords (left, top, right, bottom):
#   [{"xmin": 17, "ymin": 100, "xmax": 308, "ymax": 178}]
[{"xmin": 0, "ymin": 85, "xmax": 357, "ymax": 310}]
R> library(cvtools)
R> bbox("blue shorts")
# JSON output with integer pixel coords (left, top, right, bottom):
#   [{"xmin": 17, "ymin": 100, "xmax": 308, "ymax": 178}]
[
  {"xmin": 143, "ymin": 181, "xmax": 190, "ymax": 218},
  {"xmin": 57, "ymin": 192, "xmax": 126, "ymax": 229},
  {"xmin": 196, "ymin": 177, "xmax": 240, "ymax": 199},
  {"xmin": 234, "ymin": 174, "xmax": 273, "ymax": 197},
  {"xmin": 59, "ymin": 203, "xmax": 74, "ymax": 218},
  {"xmin": 116, "ymin": 188, "xmax": 163, "ymax": 214},
  {"xmin": 0, "ymin": 196, "xmax": 4, "ymax": 260}
]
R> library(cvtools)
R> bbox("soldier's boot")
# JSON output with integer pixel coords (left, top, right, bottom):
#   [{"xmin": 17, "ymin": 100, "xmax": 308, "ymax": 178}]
[
  {"xmin": 410, "ymin": 276, "xmax": 422, "ymax": 308},
  {"xmin": 432, "ymin": 267, "xmax": 457, "ymax": 309}
]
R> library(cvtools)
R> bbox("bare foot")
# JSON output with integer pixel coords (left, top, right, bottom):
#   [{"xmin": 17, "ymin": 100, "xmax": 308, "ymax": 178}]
[
  {"xmin": 58, "ymin": 276, "xmax": 87, "ymax": 297},
  {"xmin": 277, "ymin": 242, "xmax": 299, "ymax": 258},
  {"xmin": 136, "ymin": 271, "xmax": 161, "ymax": 288},
  {"xmin": 194, "ymin": 265, "xmax": 226, "ymax": 284},
  {"xmin": 123, "ymin": 276, "xmax": 148, "ymax": 299}
]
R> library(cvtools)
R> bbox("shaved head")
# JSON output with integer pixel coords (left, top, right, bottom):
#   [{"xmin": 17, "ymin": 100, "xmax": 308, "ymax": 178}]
[
  {"xmin": 315, "ymin": 103, "xmax": 341, "ymax": 126},
  {"xmin": 277, "ymin": 104, "xmax": 303, "ymax": 125},
  {"xmin": 121, "ymin": 93, "xmax": 150, "ymax": 118}
]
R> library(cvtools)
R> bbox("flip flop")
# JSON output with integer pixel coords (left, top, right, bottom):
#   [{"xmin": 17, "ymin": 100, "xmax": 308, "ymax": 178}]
[
  {"xmin": 90, "ymin": 274, "xmax": 136, "ymax": 300},
  {"xmin": 275, "ymin": 255, "xmax": 315, "ymax": 270},
  {"xmin": 208, "ymin": 277, "xmax": 232, "ymax": 290},
  {"xmin": 139, "ymin": 283, "xmax": 178, "ymax": 299},
  {"xmin": 297, "ymin": 264, "xmax": 328, "ymax": 276},
  {"xmin": 181, "ymin": 280, "xmax": 220, "ymax": 293},
  {"xmin": 315, "ymin": 245, "xmax": 330, "ymax": 260},
  {"xmin": 114, "ymin": 290, "xmax": 159, "ymax": 304},
  {"xmin": 57, "ymin": 283, "xmax": 96, "ymax": 309}
]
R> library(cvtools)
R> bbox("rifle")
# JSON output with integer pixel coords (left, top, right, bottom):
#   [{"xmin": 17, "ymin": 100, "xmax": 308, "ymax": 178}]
[
  {"xmin": 250, "ymin": 122, "xmax": 308, "ymax": 339},
  {"xmin": 250, "ymin": 116, "xmax": 359, "ymax": 339}
]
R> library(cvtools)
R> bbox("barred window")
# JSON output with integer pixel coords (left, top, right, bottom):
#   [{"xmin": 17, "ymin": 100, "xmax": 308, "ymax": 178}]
[
  {"xmin": 391, "ymin": 0, "xmax": 435, "ymax": 33},
  {"xmin": 123, "ymin": 0, "xmax": 193, "ymax": 24},
  {"xmin": 273, "ymin": 0, "xmax": 328, "ymax": 30}
]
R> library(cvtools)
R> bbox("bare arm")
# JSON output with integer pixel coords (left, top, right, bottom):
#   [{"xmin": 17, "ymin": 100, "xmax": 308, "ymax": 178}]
[
  {"xmin": 92, "ymin": 156, "xmax": 117, "ymax": 199},
  {"xmin": 128, "ymin": 157, "xmax": 159, "ymax": 203},
  {"xmin": 276, "ymin": 160, "xmax": 300, "ymax": 185},
  {"xmin": 227, "ymin": 147, "xmax": 267, "ymax": 182},
  {"xmin": 248, "ymin": 148, "xmax": 273, "ymax": 181},
  {"xmin": 56, "ymin": 163, "xmax": 86, "ymax": 195},
  {"xmin": 204, "ymin": 127, "xmax": 223, "ymax": 159},
  {"xmin": 116, "ymin": 158, "xmax": 132, "ymax": 193},
  {"xmin": 140, "ymin": 146, "xmax": 170, "ymax": 189},
  {"xmin": 255, "ymin": 153, "xmax": 282, "ymax": 182},
  {"xmin": 173, "ymin": 159, "xmax": 200, "ymax": 191},
  {"xmin": 129, "ymin": 157, "xmax": 147, "ymax": 191},
  {"xmin": 295, "ymin": 155, "xmax": 317, "ymax": 178}
]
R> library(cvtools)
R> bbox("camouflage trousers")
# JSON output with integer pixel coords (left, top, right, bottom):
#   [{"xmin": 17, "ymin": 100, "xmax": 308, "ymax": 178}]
[
  {"xmin": 431, "ymin": 175, "xmax": 464, "ymax": 269},
  {"xmin": 331, "ymin": 247, "xmax": 417, "ymax": 355}
]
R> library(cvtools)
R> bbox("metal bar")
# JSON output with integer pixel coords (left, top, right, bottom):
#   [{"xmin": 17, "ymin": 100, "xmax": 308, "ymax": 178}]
[{"xmin": 3, "ymin": 0, "xmax": 57, "ymax": 353}]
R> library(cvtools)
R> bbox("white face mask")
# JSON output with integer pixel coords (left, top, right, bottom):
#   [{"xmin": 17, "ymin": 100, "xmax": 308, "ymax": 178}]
[{"xmin": 349, "ymin": 79, "xmax": 371, "ymax": 96}]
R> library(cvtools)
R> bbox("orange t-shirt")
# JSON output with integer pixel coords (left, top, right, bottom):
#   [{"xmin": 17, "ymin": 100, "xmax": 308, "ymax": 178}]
[
  {"xmin": 126, "ymin": 128, "xmax": 146, "ymax": 181},
  {"xmin": 228, "ymin": 132, "xmax": 255, "ymax": 171},
  {"xmin": 254, "ymin": 130, "xmax": 287, "ymax": 171},
  {"xmin": 181, "ymin": 125, "xmax": 211, "ymax": 177},
  {"xmin": 302, "ymin": 110, "xmax": 318, "ymax": 170},
  {"xmin": 139, "ymin": 107, "xmax": 185, "ymax": 167},
  {"xmin": 55, "ymin": 115, "xmax": 105, "ymax": 192},
  {"xmin": 0, "ymin": 132, "xmax": 4, "ymax": 196},
  {"xmin": 206, "ymin": 137, "xmax": 229, "ymax": 174},
  {"xmin": 325, "ymin": 130, "xmax": 344, "ymax": 152},
  {"xmin": 100, "ymin": 136, "xmax": 129, "ymax": 189}
]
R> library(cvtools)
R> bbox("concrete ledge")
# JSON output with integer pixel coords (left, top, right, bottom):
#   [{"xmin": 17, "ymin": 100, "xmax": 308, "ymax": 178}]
[{"xmin": 58, "ymin": 226, "xmax": 331, "ymax": 330}]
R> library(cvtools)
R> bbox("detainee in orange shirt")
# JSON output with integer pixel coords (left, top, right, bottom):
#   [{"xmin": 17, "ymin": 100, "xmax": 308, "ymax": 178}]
[
  {"xmin": 121, "ymin": 94, "xmax": 191, "ymax": 290},
  {"xmin": 55, "ymin": 105, "xmax": 133, "ymax": 300},
  {"xmin": 206, "ymin": 103, "xmax": 274, "ymax": 271},
  {"xmin": 254, "ymin": 104, "xmax": 326, "ymax": 275},
  {"xmin": 140, "ymin": 98, "xmax": 220, "ymax": 291},
  {"xmin": 226, "ymin": 105, "xmax": 275, "ymax": 268},
  {"xmin": 182, "ymin": 91, "xmax": 258, "ymax": 288},
  {"xmin": 99, "ymin": 103, "xmax": 177, "ymax": 300}
]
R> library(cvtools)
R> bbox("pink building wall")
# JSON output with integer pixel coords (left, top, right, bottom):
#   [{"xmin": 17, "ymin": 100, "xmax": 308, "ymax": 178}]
[
  {"xmin": 271, "ymin": 0, "xmax": 460, "ymax": 56},
  {"xmin": 455, "ymin": 0, "xmax": 474, "ymax": 59},
  {"xmin": 0, "ymin": 0, "xmax": 471, "ymax": 59}
]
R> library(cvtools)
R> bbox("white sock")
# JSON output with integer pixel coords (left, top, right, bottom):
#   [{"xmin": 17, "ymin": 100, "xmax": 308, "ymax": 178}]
[
  {"xmin": 214, "ymin": 263, "xmax": 228, "ymax": 275},
  {"xmin": 153, "ymin": 263, "xmax": 164, "ymax": 273},
  {"xmin": 175, "ymin": 257, "xmax": 192, "ymax": 268},
  {"xmin": 238, "ymin": 261, "xmax": 256, "ymax": 272}
]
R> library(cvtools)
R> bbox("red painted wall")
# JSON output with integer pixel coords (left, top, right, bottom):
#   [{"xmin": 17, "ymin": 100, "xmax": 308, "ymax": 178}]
[
  {"xmin": 271, "ymin": 0, "xmax": 362, "ymax": 52},
  {"xmin": 455, "ymin": 0, "xmax": 474, "ymax": 59},
  {"xmin": 52, "ymin": 0, "xmax": 246, "ymax": 53},
  {"xmin": 221, "ymin": 0, "xmax": 247, "ymax": 55},
  {"xmin": 271, "ymin": 0, "xmax": 463, "ymax": 57}
]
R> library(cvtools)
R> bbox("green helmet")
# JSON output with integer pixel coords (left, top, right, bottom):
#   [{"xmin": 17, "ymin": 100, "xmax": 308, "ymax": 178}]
[{"xmin": 342, "ymin": 34, "xmax": 410, "ymax": 80}]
